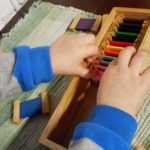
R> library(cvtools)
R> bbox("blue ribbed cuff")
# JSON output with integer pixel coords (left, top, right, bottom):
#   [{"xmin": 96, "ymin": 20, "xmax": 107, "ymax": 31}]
[
  {"xmin": 13, "ymin": 45, "xmax": 54, "ymax": 91},
  {"xmin": 89, "ymin": 105, "xmax": 137, "ymax": 144},
  {"xmin": 72, "ymin": 122, "xmax": 130, "ymax": 150}
]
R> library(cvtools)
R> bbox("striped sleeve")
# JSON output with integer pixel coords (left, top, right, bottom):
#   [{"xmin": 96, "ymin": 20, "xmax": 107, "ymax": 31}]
[
  {"xmin": 0, "ymin": 46, "xmax": 54, "ymax": 100},
  {"xmin": 69, "ymin": 105, "xmax": 137, "ymax": 150}
]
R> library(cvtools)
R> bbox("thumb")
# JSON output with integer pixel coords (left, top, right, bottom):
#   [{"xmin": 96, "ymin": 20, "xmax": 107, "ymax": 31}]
[
  {"xmin": 86, "ymin": 56, "xmax": 97, "ymax": 63},
  {"xmin": 77, "ymin": 66, "xmax": 92, "ymax": 79}
]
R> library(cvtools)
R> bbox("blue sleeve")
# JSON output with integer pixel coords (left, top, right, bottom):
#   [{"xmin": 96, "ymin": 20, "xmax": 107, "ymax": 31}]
[
  {"xmin": 71, "ymin": 105, "xmax": 137, "ymax": 150},
  {"xmin": 13, "ymin": 45, "xmax": 54, "ymax": 91}
]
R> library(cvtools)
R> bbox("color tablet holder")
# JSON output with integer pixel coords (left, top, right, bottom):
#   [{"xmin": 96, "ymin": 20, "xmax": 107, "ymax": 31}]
[
  {"xmin": 13, "ymin": 92, "xmax": 51, "ymax": 124},
  {"xmin": 69, "ymin": 15, "xmax": 102, "ymax": 33}
]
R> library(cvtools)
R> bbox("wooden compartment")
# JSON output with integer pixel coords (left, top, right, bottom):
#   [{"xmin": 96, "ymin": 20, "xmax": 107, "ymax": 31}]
[
  {"xmin": 39, "ymin": 7, "xmax": 150, "ymax": 149},
  {"xmin": 39, "ymin": 77, "xmax": 97, "ymax": 149}
]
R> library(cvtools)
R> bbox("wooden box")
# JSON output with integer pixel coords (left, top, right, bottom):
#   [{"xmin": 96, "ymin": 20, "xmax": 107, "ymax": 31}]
[{"xmin": 39, "ymin": 7, "xmax": 150, "ymax": 149}]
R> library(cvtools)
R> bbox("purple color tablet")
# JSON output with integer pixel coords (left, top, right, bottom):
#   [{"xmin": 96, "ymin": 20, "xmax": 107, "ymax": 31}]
[{"xmin": 75, "ymin": 18, "xmax": 96, "ymax": 31}]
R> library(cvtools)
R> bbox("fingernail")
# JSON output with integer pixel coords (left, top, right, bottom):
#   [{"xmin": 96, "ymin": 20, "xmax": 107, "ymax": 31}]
[{"xmin": 125, "ymin": 46, "xmax": 136, "ymax": 52}]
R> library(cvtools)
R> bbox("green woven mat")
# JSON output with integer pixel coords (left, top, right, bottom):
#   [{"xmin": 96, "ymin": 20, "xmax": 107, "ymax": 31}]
[
  {"xmin": 0, "ymin": 1, "xmax": 150, "ymax": 150},
  {"xmin": 0, "ymin": 1, "xmax": 95, "ymax": 149}
]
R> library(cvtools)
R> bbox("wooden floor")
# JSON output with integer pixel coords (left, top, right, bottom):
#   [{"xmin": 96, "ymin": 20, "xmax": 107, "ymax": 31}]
[{"xmin": 46, "ymin": 0, "xmax": 150, "ymax": 14}]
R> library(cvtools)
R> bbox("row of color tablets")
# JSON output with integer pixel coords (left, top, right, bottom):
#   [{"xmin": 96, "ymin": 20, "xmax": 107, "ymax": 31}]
[{"xmin": 97, "ymin": 18, "xmax": 144, "ymax": 80}]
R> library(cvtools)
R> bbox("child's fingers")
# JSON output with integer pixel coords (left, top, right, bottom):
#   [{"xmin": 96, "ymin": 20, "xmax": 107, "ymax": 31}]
[
  {"xmin": 78, "ymin": 67, "xmax": 91, "ymax": 79},
  {"xmin": 77, "ymin": 61, "xmax": 93, "ymax": 78},
  {"xmin": 130, "ymin": 50, "xmax": 148, "ymax": 74},
  {"xmin": 108, "ymin": 59, "xmax": 117, "ymax": 67},
  {"xmin": 83, "ymin": 45, "xmax": 98, "ymax": 58},
  {"xmin": 117, "ymin": 46, "xmax": 136, "ymax": 68},
  {"xmin": 86, "ymin": 56, "xmax": 97, "ymax": 63},
  {"xmin": 81, "ymin": 34, "xmax": 96, "ymax": 44}
]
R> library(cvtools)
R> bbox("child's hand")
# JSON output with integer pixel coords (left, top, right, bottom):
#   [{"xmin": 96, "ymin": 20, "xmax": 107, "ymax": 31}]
[
  {"xmin": 97, "ymin": 46, "xmax": 150, "ymax": 117},
  {"xmin": 50, "ymin": 33, "xmax": 98, "ymax": 78}
]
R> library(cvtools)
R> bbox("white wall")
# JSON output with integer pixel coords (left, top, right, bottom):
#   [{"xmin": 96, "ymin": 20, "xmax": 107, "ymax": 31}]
[{"xmin": 0, "ymin": 0, "xmax": 27, "ymax": 31}]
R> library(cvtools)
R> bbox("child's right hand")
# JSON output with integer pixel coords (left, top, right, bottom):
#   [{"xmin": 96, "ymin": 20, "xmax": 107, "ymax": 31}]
[
  {"xmin": 97, "ymin": 46, "xmax": 150, "ymax": 117},
  {"xmin": 50, "ymin": 33, "xmax": 98, "ymax": 78}
]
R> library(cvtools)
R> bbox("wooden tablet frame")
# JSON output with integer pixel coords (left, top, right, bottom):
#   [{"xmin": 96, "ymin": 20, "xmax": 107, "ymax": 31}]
[{"xmin": 39, "ymin": 7, "xmax": 150, "ymax": 149}]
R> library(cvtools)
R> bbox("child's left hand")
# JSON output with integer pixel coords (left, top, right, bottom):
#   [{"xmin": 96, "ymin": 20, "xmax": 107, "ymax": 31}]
[
  {"xmin": 97, "ymin": 46, "xmax": 150, "ymax": 117},
  {"xmin": 50, "ymin": 33, "xmax": 98, "ymax": 78}
]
